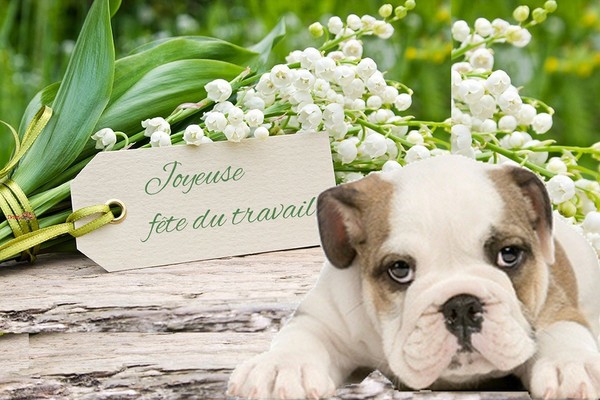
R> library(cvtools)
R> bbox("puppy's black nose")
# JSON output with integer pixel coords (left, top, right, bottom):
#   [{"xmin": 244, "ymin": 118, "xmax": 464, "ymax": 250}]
[{"xmin": 441, "ymin": 294, "xmax": 484, "ymax": 350}]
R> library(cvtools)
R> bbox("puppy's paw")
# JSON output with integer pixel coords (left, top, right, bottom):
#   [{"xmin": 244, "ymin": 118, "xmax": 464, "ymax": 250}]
[
  {"xmin": 529, "ymin": 351, "xmax": 600, "ymax": 400},
  {"xmin": 227, "ymin": 351, "xmax": 336, "ymax": 399}
]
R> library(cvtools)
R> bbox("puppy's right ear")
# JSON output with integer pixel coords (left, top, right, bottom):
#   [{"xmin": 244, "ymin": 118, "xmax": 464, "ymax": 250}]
[
  {"xmin": 317, "ymin": 173, "xmax": 392, "ymax": 268},
  {"xmin": 317, "ymin": 183, "xmax": 364, "ymax": 268}
]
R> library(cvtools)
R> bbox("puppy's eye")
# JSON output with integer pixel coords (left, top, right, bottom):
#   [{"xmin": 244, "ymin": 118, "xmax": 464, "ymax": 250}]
[
  {"xmin": 387, "ymin": 260, "xmax": 415, "ymax": 284},
  {"xmin": 496, "ymin": 246, "xmax": 524, "ymax": 269}
]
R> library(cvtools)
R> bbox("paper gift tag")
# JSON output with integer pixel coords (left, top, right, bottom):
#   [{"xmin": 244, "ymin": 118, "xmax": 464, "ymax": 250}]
[{"xmin": 71, "ymin": 133, "xmax": 335, "ymax": 272}]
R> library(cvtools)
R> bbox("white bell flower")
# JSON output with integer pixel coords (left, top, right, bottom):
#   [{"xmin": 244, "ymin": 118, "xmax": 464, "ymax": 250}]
[
  {"xmin": 373, "ymin": 21, "xmax": 394, "ymax": 39},
  {"xmin": 517, "ymin": 104, "xmax": 537, "ymax": 126},
  {"xmin": 367, "ymin": 95, "xmax": 383, "ymax": 109},
  {"xmin": 485, "ymin": 70, "xmax": 511, "ymax": 95},
  {"xmin": 532, "ymin": 113, "xmax": 553, "ymax": 134},
  {"xmin": 342, "ymin": 39, "xmax": 363, "ymax": 59},
  {"xmin": 327, "ymin": 16, "xmax": 344, "ymax": 35},
  {"xmin": 356, "ymin": 58, "xmax": 377, "ymax": 80},
  {"xmin": 223, "ymin": 122, "xmax": 250, "ymax": 142},
  {"xmin": 142, "ymin": 117, "xmax": 171, "ymax": 137},
  {"xmin": 253, "ymin": 126, "xmax": 269, "ymax": 140},
  {"xmin": 394, "ymin": 93, "xmax": 412, "ymax": 111},
  {"xmin": 297, "ymin": 104, "xmax": 323, "ymax": 130},
  {"xmin": 497, "ymin": 86, "xmax": 523, "ymax": 115},
  {"xmin": 546, "ymin": 157, "xmax": 567, "ymax": 175},
  {"xmin": 475, "ymin": 18, "xmax": 493, "ymax": 37},
  {"xmin": 366, "ymin": 72, "xmax": 387, "ymax": 96},
  {"xmin": 506, "ymin": 26, "xmax": 532, "ymax": 47},
  {"xmin": 270, "ymin": 64, "xmax": 295, "ymax": 88},
  {"xmin": 205, "ymin": 79, "xmax": 232, "ymax": 103},
  {"xmin": 382, "ymin": 160, "xmax": 402, "ymax": 172},
  {"xmin": 405, "ymin": 145, "xmax": 431, "ymax": 163},
  {"xmin": 469, "ymin": 48, "xmax": 494, "ymax": 71},
  {"xmin": 256, "ymin": 73, "xmax": 277, "ymax": 95},
  {"xmin": 314, "ymin": 57, "xmax": 337, "ymax": 80},
  {"xmin": 583, "ymin": 212, "xmax": 600, "ymax": 234},
  {"xmin": 363, "ymin": 132, "xmax": 388, "ymax": 158},
  {"xmin": 91, "ymin": 128, "xmax": 117, "ymax": 151},
  {"xmin": 343, "ymin": 78, "xmax": 366, "ymax": 100},
  {"xmin": 452, "ymin": 20, "xmax": 470, "ymax": 42},
  {"xmin": 498, "ymin": 115, "xmax": 518, "ymax": 131},
  {"xmin": 204, "ymin": 111, "xmax": 228, "ymax": 132},
  {"xmin": 491, "ymin": 18, "xmax": 510, "ymax": 35},
  {"xmin": 337, "ymin": 138, "xmax": 359, "ymax": 164},
  {"xmin": 183, "ymin": 125, "xmax": 207, "ymax": 146},
  {"xmin": 406, "ymin": 131, "xmax": 424, "ymax": 145},
  {"xmin": 244, "ymin": 109, "xmax": 264, "ymax": 128},
  {"xmin": 347, "ymin": 14, "xmax": 362, "ymax": 30},
  {"xmin": 150, "ymin": 130, "xmax": 171, "ymax": 147},
  {"xmin": 457, "ymin": 79, "xmax": 485, "ymax": 104},
  {"xmin": 479, "ymin": 119, "xmax": 497, "ymax": 133},
  {"xmin": 300, "ymin": 47, "xmax": 322, "ymax": 69},
  {"xmin": 334, "ymin": 65, "xmax": 356, "ymax": 88},
  {"xmin": 294, "ymin": 69, "xmax": 315, "ymax": 90},
  {"xmin": 546, "ymin": 175, "xmax": 576, "ymax": 204},
  {"xmin": 381, "ymin": 86, "xmax": 399, "ymax": 104},
  {"xmin": 226, "ymin": 106, "xmax": 245, "ymax": 125}
]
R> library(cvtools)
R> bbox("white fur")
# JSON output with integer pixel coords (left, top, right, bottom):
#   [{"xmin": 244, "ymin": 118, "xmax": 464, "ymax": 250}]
[{"xmin": 227, "ymin": 156, "xmax": 600, "ymax": 399}]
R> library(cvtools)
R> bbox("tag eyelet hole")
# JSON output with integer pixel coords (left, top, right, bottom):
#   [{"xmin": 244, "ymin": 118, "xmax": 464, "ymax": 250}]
[{"xmin": 106, "ymin": 199, "xmax": 127, "ymax": 224}]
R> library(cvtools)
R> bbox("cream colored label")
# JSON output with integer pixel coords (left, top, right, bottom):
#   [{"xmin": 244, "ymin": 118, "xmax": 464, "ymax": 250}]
[{"xmin": 71, "ymin": 134, "xmax": 335, "ymax": 272}]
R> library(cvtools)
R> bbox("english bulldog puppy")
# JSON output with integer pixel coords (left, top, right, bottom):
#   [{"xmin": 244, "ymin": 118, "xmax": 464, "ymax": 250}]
[{"xmin": 227, "ymin": 155, "xmax": 600, "ymax": 399}]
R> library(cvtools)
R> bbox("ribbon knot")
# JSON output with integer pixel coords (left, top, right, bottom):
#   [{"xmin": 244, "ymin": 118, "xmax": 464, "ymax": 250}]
[{"xmin": 0, "ymin": 106, "xmax": 52, "ymax": 261}]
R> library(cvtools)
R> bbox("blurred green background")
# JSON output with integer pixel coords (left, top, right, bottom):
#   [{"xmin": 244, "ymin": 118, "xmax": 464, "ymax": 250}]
[
  {"xmin": 0, "ymin": 0, "xmax": 450, "ymax": 168},
  {"xmin": 453, "ymin": 0, "xmax": 600, "ymax": 148}
]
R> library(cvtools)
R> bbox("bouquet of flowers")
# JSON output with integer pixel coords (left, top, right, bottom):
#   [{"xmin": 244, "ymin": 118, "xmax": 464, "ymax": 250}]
[{"xmin": 1, "ymin": 0, "xmax": 599, "ymax": 264}]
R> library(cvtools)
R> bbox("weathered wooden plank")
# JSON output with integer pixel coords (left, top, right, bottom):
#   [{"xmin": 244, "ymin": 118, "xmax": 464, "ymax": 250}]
[
  {"xmin": 0, "ymin": 250, "xmax": 532, "ymax": 399},
  {"xmin": 0, "ymin": 249, "xmax": 322, "ymax": 334},
  {"xmin": 0, "ymin": 332, "xmax": 531, "ymax": 400}
]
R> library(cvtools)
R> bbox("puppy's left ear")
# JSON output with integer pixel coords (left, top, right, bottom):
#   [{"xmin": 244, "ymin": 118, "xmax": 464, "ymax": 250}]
[
  {"xmin": 317, "ymin": 174, "xmax": 390, "ymax": 268},
  {"xmin": 505, "ymin": 166, "xmax": 555, "ymax": 264}
]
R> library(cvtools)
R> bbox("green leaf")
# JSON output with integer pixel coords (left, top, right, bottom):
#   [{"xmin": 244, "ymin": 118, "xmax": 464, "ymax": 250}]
[
  {"xmin": 13, "ymin": 0, "xmax": 115, "ymax": 194},
  {"xmin": 248, "ymin": 19, "xmax": 286, "ymax": 70},
  {"xmin": 110, "ymin": 37, "xmax": 257, "ymax": 106},
  {"xmin": 18, "ymin": 82, "xmax": 60, "ymax": 138},
  {"xmin": 0, "ymin": 124, "xmax": 16, "ymax": 170},
  {"xmin": 96, "ymin": 59, "xmax": 244, "ymax": 136}
]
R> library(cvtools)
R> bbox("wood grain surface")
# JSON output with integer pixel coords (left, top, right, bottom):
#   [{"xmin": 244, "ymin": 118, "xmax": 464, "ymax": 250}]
[{"xmin": 0, "ymin": 249, "xmax": 531, "ymax": 399}]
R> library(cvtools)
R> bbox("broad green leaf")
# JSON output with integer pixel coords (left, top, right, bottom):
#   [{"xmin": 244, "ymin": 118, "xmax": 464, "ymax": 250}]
[
  {"xmin": 18, "ymin": 82, "xmax": 60, "ymax": 138},
  {"xmin": 96, "ymin": 59, "xmax": 244, "ymax": 136},
  {"xmin": 110, "ymin": 37, "xmax": 258, "ymax": 106},
  {"xmin": 13, "ymin": 0, "xmax": 114, "ymax": 194},
  {"xmin": 248, "ymin": 19, "xmax": 286, "ymax": 70},
  {"xmin": 109, "ymin": 0, "xmax": 121, "ymax": 16}
]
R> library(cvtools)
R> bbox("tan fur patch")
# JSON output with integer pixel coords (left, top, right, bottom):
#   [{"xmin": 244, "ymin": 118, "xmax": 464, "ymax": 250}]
[
  {"xmin": 348, "ymin": 174, "xmax": 395, "ymax": 313},
  {"xmin": 488, "ymin": 168, "xmax": 588, "ymax": 328}
]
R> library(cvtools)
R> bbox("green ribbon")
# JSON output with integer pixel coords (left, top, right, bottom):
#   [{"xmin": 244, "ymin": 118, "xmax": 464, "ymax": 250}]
[
  {"xmin": 0, "ymin": 204, "xmax": 116, "ymax": 262},
  {"xmin": 0, "ymin": 106, "xmax": 119, "ymax": 263},
  {"xmin": 0, "ymin": 106, "xmax": 53, "ymax": 180}
]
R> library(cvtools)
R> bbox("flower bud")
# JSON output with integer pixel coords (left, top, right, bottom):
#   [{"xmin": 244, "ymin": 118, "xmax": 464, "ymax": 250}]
[
  {"xmin": 309, "ymin": 22, "xmax": 324, "ymax": 37},
  {"xmin": 404, "ymin": 0, "xmax": 416, "ymax": 10},
  {"xmin": 394, "ymin": 6, "xmax": 408, "ymax": 19},
  {"xmin": 379, "ymin": 4, "xmax": 393, "ymax": 18},
  {"xmin": 532, "ymin": 8, "xmax": 547, "ymax": 23},
  {"xmin": 558, "ymin": 200, "xmax": 578, "ymax": 218},
  {"xmin": 544, "ymin": 0, "xmax": 557, "ymax": 13},
  {"xmin": 513, "ymin": 5, "xmax": 530, "ymax": 23}
]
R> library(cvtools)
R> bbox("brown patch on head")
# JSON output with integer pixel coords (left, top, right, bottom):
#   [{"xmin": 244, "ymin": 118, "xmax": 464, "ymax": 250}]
[
  {"xmin": 317, "ymin": 173, "xmax": 396, "ymax": 312},
  {"xmin": 488, "ymin": 166, "xmax": 588, "ymax": 328}
]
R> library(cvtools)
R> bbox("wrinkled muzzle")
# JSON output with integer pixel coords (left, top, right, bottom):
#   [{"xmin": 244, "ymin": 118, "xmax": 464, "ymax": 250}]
[{"xmin": 386, "ymin": 275, "xmax": 536, "ymax": 389}]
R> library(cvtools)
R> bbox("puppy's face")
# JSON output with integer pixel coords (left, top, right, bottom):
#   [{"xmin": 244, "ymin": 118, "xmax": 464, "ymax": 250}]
[{"xmin": 317, "ymin": 155, "xmax": 555, "ymax": 389}]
